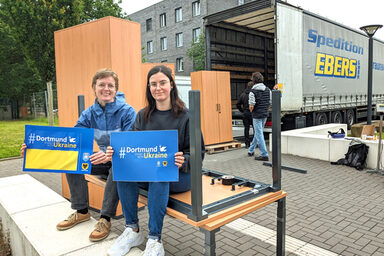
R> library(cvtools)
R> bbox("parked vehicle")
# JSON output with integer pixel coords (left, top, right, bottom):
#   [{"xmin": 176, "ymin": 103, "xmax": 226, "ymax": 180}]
[{"xmin": 203, "ymin": 0, "xmax": 384, "ymax": 130}]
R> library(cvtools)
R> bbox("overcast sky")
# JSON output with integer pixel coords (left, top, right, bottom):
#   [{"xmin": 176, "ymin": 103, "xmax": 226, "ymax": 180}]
[{"xmin": 118, "ymin": 0, "xmax": 384, "ymax": 41}]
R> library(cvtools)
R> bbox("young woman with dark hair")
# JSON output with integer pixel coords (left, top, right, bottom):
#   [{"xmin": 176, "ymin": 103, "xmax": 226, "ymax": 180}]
[{"xmin": 107, "ymin": 65, "xmax": 205, "ymax": 256}]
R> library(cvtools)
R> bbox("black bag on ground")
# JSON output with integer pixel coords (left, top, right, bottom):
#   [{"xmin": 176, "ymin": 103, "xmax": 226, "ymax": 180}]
[{"xmin": 331, "ymin": 141, "xmax": 369, "ymax": 170}]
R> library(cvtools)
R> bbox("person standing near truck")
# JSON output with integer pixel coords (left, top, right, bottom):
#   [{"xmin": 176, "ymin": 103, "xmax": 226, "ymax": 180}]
[
  {"xmin": 247, "ymin": 72, "xmax": 271, "ymax": 161},
  {"xmin": 237, "ymin": 81, "xmax": 254, "ymax": 148}
]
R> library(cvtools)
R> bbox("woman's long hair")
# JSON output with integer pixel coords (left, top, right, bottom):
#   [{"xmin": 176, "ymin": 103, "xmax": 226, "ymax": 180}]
[{"xmin": 143, "ymin": 65, "xmax": 186, "ymax": 122}]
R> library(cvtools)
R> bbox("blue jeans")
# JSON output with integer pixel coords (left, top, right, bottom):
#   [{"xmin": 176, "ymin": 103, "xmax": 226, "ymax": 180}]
[
  {"xmin": 117, "ymin": 172, "xmax": 190, "ymax": 240},
  {"xmin": 248, "ymin": 117, "xmax": 268, "ymax": 157}
]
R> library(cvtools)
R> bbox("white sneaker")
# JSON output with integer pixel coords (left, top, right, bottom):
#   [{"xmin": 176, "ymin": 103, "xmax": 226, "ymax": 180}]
[
  {"xmin": 142, "ymin": 238, "xmax": 165, "ymax": 256},
  {"xmin": 107, "ymin": 227, "xmax": 144, "ymax": 256}
]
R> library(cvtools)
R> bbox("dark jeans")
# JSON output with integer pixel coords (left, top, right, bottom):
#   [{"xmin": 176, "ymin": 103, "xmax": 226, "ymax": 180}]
[
  {"xmin": 66, "ymin": 162, "xmax": 119, "ymax": 218},
  {"xmin": 243, "ymin": 114, "xmax": 253, "ymax": 146}
]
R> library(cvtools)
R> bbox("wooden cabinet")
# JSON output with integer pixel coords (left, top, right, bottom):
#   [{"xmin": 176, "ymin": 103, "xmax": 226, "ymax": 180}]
[
  {"xmin": 54, "ymin": 16, "xmax": 142, "ymax": 127},
  {"xmin": 191, "ymin": 71, "xmax": 233, "ymax": 145},
  {"xmin": 55, "ymin": 17, "xmax": 142, "ymax": 215}
]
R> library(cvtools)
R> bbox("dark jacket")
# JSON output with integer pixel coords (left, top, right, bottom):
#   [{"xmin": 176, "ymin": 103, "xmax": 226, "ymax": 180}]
[
  {"xmin": 236, "ymin": 88, "xmax": 252, "ymax": 118},
  {"xmin": 248, "ymin": 83, "xmax": 271, "ymax": 119},
  {"xmin": 132, "ymin": 108, "xmax": 205, "ymax": 174}
]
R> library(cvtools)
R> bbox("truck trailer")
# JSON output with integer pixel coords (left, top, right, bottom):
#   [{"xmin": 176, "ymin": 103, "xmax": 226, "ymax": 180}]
[{"xmin": 203, "ymin": 0, "xmax": 384, "ymax": 130}]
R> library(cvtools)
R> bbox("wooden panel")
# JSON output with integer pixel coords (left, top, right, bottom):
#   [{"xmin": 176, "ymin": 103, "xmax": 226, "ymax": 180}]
[
  {"xmin": 55, "ymin": 18, "xmax": 111, "ymax": 127},
  {"xmin": 61, "ymin": 173, "xmax": 123, "ymax": 216},
  {"xmin": 62, "ymin": 173, "xmax": 70, "ymax": 199},
  {"xmin": 55, "ymin": 16, "xmax": 142, "ymax": 127},
  {"xmin": 165, "ymin": 191, "xmax": 287, "ymax": 228},
  {"xmin": 87, "ymin": 182, "xmax": 123, "ymax": 216},
  {"xmin": 201, "ymin": 191, "xmax": 287, "ymax": 231},
  {"xmin": 191, "ymin": 71, "xmax": 220, "ymax": 145},
  {"xmin": 216, "ymin": 71, "xmax": 233, "ymax": 143},
  {"xmin": 170, "ymin": 175, "xmax": 251, "ymax": 205},
  {"xmin": 109, "ymin": 18, "xmax": 142, "ymax": 112}
]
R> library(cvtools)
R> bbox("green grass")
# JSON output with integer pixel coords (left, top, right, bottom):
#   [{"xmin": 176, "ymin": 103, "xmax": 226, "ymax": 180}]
[{"xmin": 0, "ymin": 117, "xmax": 58, "ymax": 159}]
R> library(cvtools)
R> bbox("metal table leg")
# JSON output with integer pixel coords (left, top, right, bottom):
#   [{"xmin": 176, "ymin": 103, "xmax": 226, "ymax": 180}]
[
  {"xmin": 200, "ymin": 228, "xmax": 220, "ymax": 256},
  {"xmin": 276, "ymin": 197, "xmax": 286, "ymax": 256}
]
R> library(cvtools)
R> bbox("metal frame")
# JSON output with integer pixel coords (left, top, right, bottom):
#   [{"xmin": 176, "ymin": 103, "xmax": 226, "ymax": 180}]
[
  {"xmin": 77, "ymin": 95, "xmax": 85, "ymax": 117},
  {"xmin": 272, "ymin": 90, "xmax": 286, "ymax": 256},
  {"xmin": 141, "ymin": 168, "xmax": 273, "ymax": 216},
  {"xmin": 263, "ymin": 162, "xmax": 307, "ymax": 174},
  {"xmin": 137, "ymin": 90, "xmax": 286, "ymax": 256},
  {"xmin": 188, "ymin": 90, "xmax": 208, "ymax": 221}
]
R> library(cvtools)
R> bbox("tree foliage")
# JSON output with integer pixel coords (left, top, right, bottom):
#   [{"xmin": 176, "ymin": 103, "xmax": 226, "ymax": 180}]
[
  {"xmin": 0, "ymin": 0, "xmax": 126, "ymax": 85},
  {"xmin": 187, "ymin": 32, "xmax": 205, "ymax": 71},
  {"xmin": 0, "ymin": 23, "xmax": 41, "ymax": 103}
]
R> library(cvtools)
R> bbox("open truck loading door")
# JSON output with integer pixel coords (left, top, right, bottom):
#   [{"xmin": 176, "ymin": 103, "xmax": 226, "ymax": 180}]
[{"xmin": 204, "ymin": 0, "xmax": 384, "ymax": 131}]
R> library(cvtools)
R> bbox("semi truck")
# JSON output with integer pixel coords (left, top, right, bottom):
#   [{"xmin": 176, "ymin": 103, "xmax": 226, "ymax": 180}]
[{"xmin": 203, "ymin": 0, "xmax": 384, "ymax": 130}]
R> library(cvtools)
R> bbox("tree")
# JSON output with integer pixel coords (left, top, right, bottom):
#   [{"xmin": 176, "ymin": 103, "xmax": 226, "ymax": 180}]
[
  {"xmin": 0, "ymin": 0, "xmax": 126, "ymax": 117},
  {"xmin": 0, "ymin": 23, "xmax": 42, "ymax": 118},
  {"xmin": 0, "ymin": 0, "xmax": 126, "ymax": 83},
  {"xmin": 187, "ymin": 32, "xmax": 205, "ymax": 71}
]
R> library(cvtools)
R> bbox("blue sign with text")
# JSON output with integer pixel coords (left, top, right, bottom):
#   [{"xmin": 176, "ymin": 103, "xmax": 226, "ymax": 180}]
[
  {"xmin": 23, "ymin": 125, "xmax": 94, "ymax": 174},
  {"xmin": 111, "ymin": 130, "xmax": 178, "ymax": 182}
]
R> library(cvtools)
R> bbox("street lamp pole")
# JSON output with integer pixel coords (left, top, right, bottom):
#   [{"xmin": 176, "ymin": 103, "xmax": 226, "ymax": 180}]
[{"xmin": 360, "ymin": 24, "xmax": 383, "ymax": 125}]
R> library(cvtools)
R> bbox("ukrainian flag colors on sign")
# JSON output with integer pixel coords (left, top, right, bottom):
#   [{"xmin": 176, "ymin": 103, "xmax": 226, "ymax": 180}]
[
  {"xmin": 23, "ymin": 125, "xmax": 94, "ymax": 174},
  {"xmin": 111, "ymin": 130, "xmax": 178, "ymax": 182}
]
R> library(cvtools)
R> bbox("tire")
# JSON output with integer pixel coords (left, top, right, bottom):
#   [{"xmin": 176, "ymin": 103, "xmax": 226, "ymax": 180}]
[
  {"xmin": 331, "ymin": 111, "xmax": 343, "ymax": 123},
  {"xmin": 315, "ymin": 112, "xmax": 328, "ymax": 125},
  {"xmin": 346, "ymin": 109, "xmax": 355, "ymax": 127}
]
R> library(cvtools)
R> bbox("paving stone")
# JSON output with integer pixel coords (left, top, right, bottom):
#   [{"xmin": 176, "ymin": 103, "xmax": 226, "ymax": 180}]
[
  {"xmin": 362, "ymin": 243, "xmax": 379, "ymax": 255},
  {"xmin": 331, "ymin": 243, "xmax": 347, "ymax": 254},
  {"xmin": 355, "ymin": 236, "xmax": 371, "ymax": 247},
  {"xmin": 3, "ymin": 148, "xmax": 384, "ymax": 256}
]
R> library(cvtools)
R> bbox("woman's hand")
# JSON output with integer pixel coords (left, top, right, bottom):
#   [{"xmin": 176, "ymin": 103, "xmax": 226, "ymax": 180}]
[
  {"xmin": 90, "ymin": 150, "xmax": 110, "ymax": 165},
  {"xmin": 20, "ymin": 143, "xmax": 27, "ymax": 158},
  {"xmin": 105, "ymin": 146, "xmax": 114, "ymax": 162},
  {"xmin": 175, "ymin": 152, "xmax": 184, "ymax": 168}
]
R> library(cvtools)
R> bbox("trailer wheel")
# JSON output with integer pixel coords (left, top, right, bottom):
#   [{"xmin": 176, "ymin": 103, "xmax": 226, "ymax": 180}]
[
  {"xmin": 346, "ymin": 109, "xmax": 355, "ymax": 127},
  {"xmin": 331, "ymin": 111, "xmax": 343, "ymax": 123},
  {"xmin": 315, "ymin": 113, "xmax": 328, "ymax": 125}
]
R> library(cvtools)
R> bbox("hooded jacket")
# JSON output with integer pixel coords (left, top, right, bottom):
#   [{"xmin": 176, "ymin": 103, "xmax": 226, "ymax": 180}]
[
  {"xmin": 248, "ymin": 83, "xmax": 271, "ymax": 119},
  {"xmin": 75, "ymin": 91, "xmax": 136, "ymax": 152},
  {"xmin": 236, "ymin": 87, "xmax": 252, "ymax": 117}
]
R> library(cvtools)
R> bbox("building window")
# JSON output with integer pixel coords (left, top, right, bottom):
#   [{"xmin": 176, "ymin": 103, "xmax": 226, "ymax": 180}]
[
  {"xmin": 147, "ymin": 41, "xmax": 153, "ymax": 54},
  {"xmin": 160, "ymin": 37, "xmax": 167, "ymax": 51},
  {"xmin": 238, "ymin": 0, "xmax": 244, "ymax": 5},
  {"xmin": 192, "ymin": 28, "xmax": 201, "ymax": 43},
  {"xmin": 176, "ymin": 58, "xmax": 184, "ymax": 72},
  {"xmin": 192, "ymin": 1, "xmax": 200, "ymax": 16},
  {"xmin": 160, "ymin": 13, "xmax": 166, "ymax": 27},
  {"xmin": 175, "ymin": 7, "xmax": 182, "ymax": 22},
  {"xmin": 176, "ymin": 32, "xmax": 183, "ymax": 47},
  {"xmin": 146, "ymin": 18, "xmax": 152, "ymax": 32}
]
